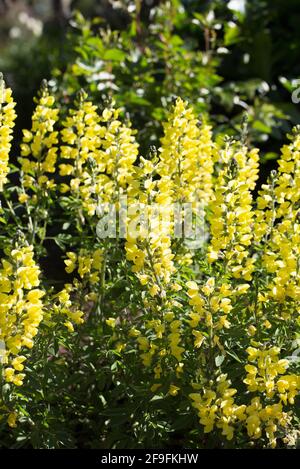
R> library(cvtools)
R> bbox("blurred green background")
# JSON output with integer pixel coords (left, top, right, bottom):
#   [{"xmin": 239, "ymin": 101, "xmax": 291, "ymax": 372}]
[{"xmin": 1, "ymin": 0, "xmax": 300, "ymax": 163}]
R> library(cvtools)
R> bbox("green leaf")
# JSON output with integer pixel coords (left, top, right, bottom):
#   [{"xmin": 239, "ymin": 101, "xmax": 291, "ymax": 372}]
[
  {"xmin": 252, "ymin": 120, "xmax": 271, "ymax": 134},
  {"xmin": 103, "ymin": 49, "xmax": 126, "ymax": 62}
]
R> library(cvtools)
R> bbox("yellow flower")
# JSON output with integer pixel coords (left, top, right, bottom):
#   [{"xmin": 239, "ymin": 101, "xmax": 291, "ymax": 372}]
[
  {"xmin": 150, "ymin": 383, "xmax": 161, "ymax": 393},
  {"xmin": 192, "ymin": 330, "xmax": 205, "ymax": 348},
  {"xmin": 106, "ymin": 318, "xmax": 116, "ymax": 328},
  {"xmin": 248, "ymin": 325, "xmax": 257, "ymax": 336},
  {"xmin": 64, "ymin": 252, "xmax": 77, "ymax": 273},
  {"xmin": 11, "ymin": 356, "xmax": 26, "ymax": 371},
  {"xmin": 168, "ymin": 384, "xmax": 180, "ymax": 396},
  {"xmin": 64, "ymin": 321, "xmax": 74, "ymax": 333},
  {"xmin": 208, "ymin": 142, "xmax": 259, "ymax": 283},
  {"xmin": 158, "ymin": 97, "xmax": 214, "ymax": 205},
  {"xmin": 18, "ymin": 193, "xmax": 29, "ymax": 203}
]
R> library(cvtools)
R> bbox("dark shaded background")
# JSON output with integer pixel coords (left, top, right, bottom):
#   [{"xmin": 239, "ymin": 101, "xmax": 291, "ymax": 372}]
[{"xmin": 1, "ymin": 0, "xmax": 300, "ymax": 158}]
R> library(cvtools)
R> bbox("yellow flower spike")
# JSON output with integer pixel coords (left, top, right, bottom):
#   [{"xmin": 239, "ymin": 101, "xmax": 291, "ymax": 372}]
[
  {"xmin": 106, "ymin": 318, "xmax": 116, "ymax": 329},
  {"xmin": 208, "ymin": 142, "xmax": 259, "ymax": 282},
  {"xmin": 188, "ymin": 312, "xmax": 202, "ymax": 328},
  {"xmin": 64, "ymin": 321, "xmax": 74, "ymax": 333},
  {"xmin": 18, "ymin": 81, "xmax": 59, "ymax": 196},
  {"xmin": 202, "ymin": 277, "xmax": 215, "ymax": 296},
  {"xmin": 0, "ymin": 74, "xmax": 17, "ymax": 190},
  {"xmin": 128, "ymin": 327, "xmax": 141, "ymax": 337}
]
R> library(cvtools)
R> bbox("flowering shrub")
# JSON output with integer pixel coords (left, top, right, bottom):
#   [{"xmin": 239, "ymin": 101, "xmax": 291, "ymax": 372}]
[{"xmin": 0, "ymin": 75, "xmax": 299, "ymax": 448}]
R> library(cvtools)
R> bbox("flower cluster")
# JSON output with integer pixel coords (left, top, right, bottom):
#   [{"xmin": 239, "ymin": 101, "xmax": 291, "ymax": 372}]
[
  {"xmin": 19, "ymin": 83, "xmax": 59, "ymax": 200},
  {"xmin": 207, "ymin": 141, "xmax": 259, "ymax": 280},
  {"xmin": 256, "ymin": 130, "xmax": 300, "ymax": 304},
  {"xmin": 0, "ymin": 245, "xmax": 44, "ymax": 387},
  {"xmin": 0, "ymin": 74, "xmax": 16, "ymax": 191},
  {"xmin": 158, "ymin": 97, "xmax": 214, "ymax": 206},
  {"xmin": 60, "ymin": 97, "xmax": 138, "ymax": 218},
  {"xmin": 64, "ymin": 248, "xmax": 103, "ymax": 282}
]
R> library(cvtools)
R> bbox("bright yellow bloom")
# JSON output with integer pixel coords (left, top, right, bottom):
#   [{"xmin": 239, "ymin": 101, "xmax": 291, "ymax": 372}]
[
  {"xmin": 0, "ymin": 74, "xmax": 16, "ymax": 190},
  {"xmin": 0, "ymin": 245, "xmax": 44, "ymax": 386},
  {"xmin": 158, "ymin": 97, "xmax": 214, "ymax": 205},
  {"xmin": 208, "ymin": 141, "xmax": 259, "ymax": 282},
  {"xmin": 19, "ymin": 82, "xmax": 59, "ymax": 196}
]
